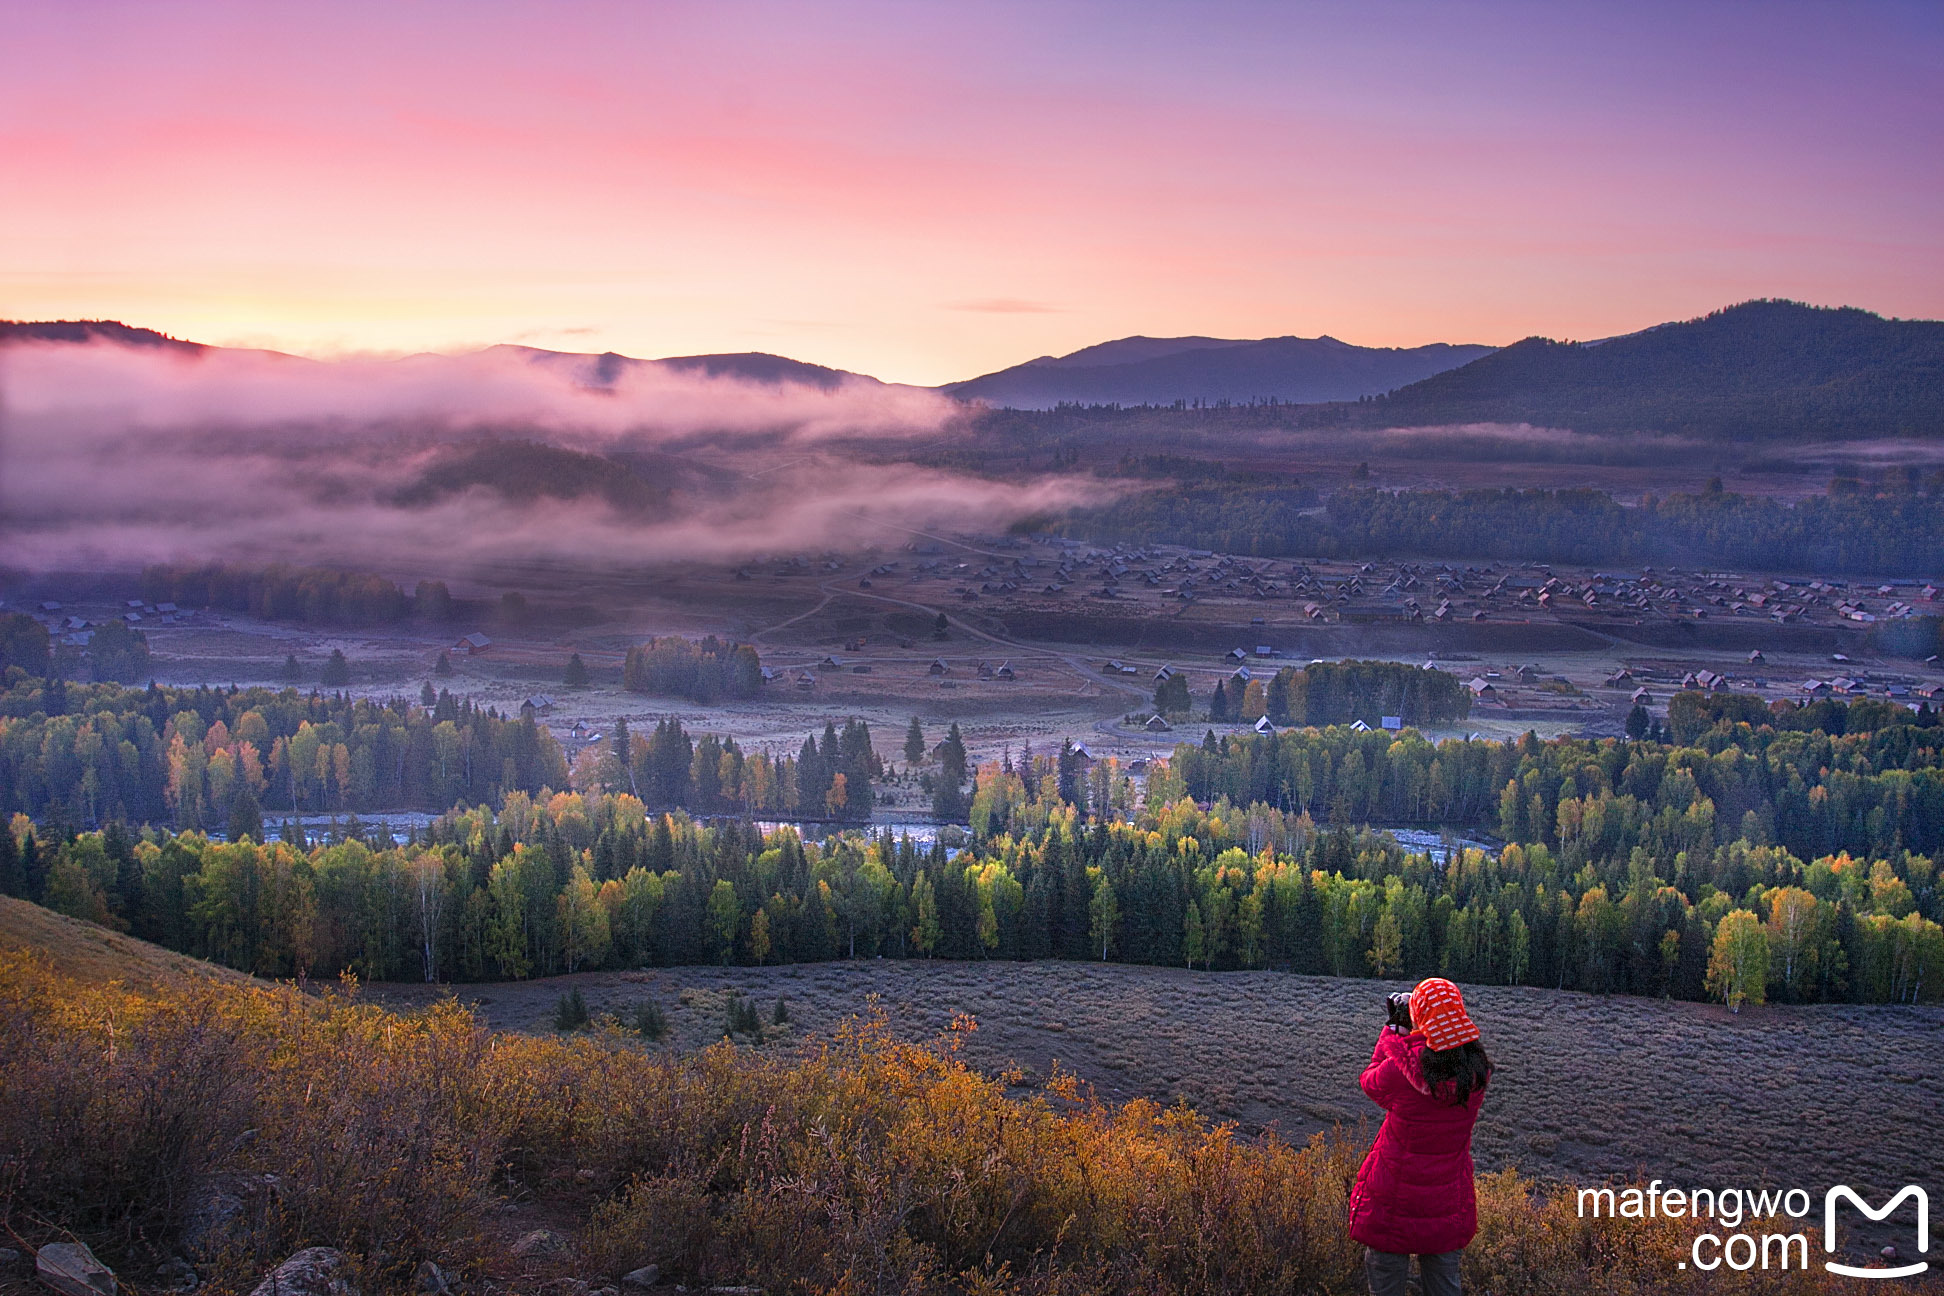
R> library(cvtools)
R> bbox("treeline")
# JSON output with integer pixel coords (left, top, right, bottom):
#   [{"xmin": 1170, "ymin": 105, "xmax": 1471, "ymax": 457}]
[
  {"xmin": 1163, "ymin": 700, "xmax": 1944, "ymax": 862},
  {"xmin": 1665, "ymin": 690, "xmax": 1936, "ymax": 743},
  {"xmin": 0, "ymin": 615, "xmax": 50, "ymax": 675},
  {"xmin": 9, "ymin": 673, "xmax": 1944, "ymax": 1003},
  {"xmin": 1273, "ymin": 660, "xmax": 1470, "ymax": 727},
  {"xmin": 1066, "ymin": 481, "xmax": 1325, "ymax": 555},
  {"xmin": 0, "ymin": 675, "xmax": 568, "ymax": 827},
  {"xmin": 1323, "ymin": 485, "xmax": 1944, "ymax": 576},
  {"xmin": 1207, "ymin": 660, "xmax": 1469, "ymax": 727},
  {"xmin": 622, "ymin": 636, "xmax": 763, "ymax": 702},
  {"xmin": 1, "ymin": 671, "xmax": 879, "ymax": 828},
  {"xmin": 1061, "ymin": 483, "xmax": 1944, "ymax": 576},
  {"xmin": 962, "ymin": 739, "xmax": 1135, "ymax": 838},
  {"xmin": 3, "ymin": 617, "xmax": 153, "ymax": 687},
  {"xmin": 140, "ymin": 563, "xmax": 412, "ymax": 626},
  {"xmin": 589, "ymin": 716, "xmax": 878, "ymax": 821},
  {"xmin": 2, "ymin": 613, "xmax": 151, "ymax": 684},
  {"xmin": 7, "ymin": 773, "xmax": 1936, "ymax": 1004}
]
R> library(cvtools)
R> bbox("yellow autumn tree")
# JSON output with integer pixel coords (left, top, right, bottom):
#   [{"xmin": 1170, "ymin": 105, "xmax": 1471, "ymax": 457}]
[
  {"xmin": 748, "ymin": 907, "xmax": 772, "ymax": 965},
  {"xmin": 557, "ymin": 864, "xmax": 610, "ymax": 974},
  {"xmin": 1706, "ymin": 909, "xmax": 1769, "ymax": 1012}
]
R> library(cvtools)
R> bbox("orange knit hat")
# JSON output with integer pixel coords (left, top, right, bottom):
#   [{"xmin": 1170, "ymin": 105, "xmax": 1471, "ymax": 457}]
[{"xmin": 1409, "ymin": 978, "xmax": 1480, "ymax": 1051}]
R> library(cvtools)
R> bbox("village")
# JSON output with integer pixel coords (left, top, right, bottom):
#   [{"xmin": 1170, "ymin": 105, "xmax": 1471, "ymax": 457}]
[{"xmin": 10, "ymin": 531, "xmax": 1941, "ymax": 819}]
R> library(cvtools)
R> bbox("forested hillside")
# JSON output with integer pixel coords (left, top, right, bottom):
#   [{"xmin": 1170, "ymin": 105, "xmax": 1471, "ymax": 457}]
[
  {"xmin": 388, "ymin": 438, "xmax": 667, "ymax": 514},
  {"xmin": 1361, "ymin": 300, "xmax": 1944, "ymax": 439},
  {"xmin": 1063, "ymin": 480, "xmax": 1944, "ymax": 574},
  {"xmin": 946, "ymin": 335, "xmax": 1493, "ymax": 408},
  {"xmin": 0, "ymin": 318, "xmax": 203, "ymax": 350}
]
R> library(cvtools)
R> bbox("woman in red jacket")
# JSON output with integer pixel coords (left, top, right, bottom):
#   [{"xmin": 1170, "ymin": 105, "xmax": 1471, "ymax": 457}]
[{"xmin": 1347, "ymin": 977, "xmax": 1493, "ymax": 1296}]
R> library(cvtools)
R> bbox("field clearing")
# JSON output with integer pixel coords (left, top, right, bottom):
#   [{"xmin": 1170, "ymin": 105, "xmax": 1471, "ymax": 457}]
[{"xmin": 369, "ymin": 959, "xmax": 1944, "ymax": 1206}]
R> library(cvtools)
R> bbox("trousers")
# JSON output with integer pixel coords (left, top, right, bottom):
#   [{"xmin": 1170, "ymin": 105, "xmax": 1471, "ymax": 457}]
[{"xmin": 1364, "ymin": 1246, "xmax": 1463, "ymax": 1296}]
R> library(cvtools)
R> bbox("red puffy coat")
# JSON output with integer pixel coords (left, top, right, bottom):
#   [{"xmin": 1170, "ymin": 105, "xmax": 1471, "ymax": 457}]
[{"xmin": 1346, "ymin": 1028, "xmax": 1489, "ymax": 1255}]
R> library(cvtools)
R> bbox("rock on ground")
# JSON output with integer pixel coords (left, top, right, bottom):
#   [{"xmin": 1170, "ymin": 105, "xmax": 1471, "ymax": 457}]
[
  {"xmin": 512, "ymin": 1229, "xmax": 573, "ymax": 1259},
  {"xmin": 154, "ymin": 1256, "xmax": 200, "ymax": 1291},
  {"xmin": 181, "ymin": 1173, "xmax": 282, "ymax": 1261},
  {"xmin": 247, "ymin": 1247, "xmax": 359, "ymax": 1296},
  {"xmin": 35, "ymin": 1242, "xmax": 116, "ymax": 1296},
  {"xmin": 179, "ymin": 1188, "xmax": 246, "ymax": 1260}
]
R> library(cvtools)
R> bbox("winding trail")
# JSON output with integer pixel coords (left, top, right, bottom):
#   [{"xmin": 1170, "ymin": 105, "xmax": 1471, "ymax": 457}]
[{"xmin": 749, "ymin": 588, "xmax": 837, "ymax": 645}]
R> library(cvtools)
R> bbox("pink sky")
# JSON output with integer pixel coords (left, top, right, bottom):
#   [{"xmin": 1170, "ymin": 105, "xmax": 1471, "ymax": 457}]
[{"xmin": 3, "ymin": 1, "xmax": 1940, "ymax": 384}]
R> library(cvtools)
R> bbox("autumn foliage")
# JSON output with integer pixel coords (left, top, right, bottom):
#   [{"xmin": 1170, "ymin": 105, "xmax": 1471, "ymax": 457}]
[{"xmin": 0, "ymin": 948, "xmax": 1880, "ymax": 1295}]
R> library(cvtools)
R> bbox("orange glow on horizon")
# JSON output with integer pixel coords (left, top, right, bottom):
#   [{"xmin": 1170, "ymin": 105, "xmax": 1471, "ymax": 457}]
[{"xmin": 3, "ymin": 2, "xmax": 1939, "ymax": 384}]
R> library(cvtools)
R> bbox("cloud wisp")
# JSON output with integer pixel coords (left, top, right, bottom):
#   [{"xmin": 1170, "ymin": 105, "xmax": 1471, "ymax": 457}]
[
  {"xmin": 946, "ymin": 298, "xmax": 1063, "ymax": 315},
  {"xmin": 0, "ymin": 339, "xmax": 1104, "ymax": 575}
]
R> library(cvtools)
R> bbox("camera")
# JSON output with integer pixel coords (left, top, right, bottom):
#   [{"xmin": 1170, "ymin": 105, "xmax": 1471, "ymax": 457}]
[{"xmin": 1385, "ymin": 991, "xmax": 1414, "ymax": 1031}]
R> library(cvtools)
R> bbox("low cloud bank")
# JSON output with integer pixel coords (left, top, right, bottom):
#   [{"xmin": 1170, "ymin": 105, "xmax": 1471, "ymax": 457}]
[
  {"xmin": 0, "ymin": 340, "xmax": 1103, "ymax": 574},
  {"xmin": 3, "ymin": 337, "xmax": 957, "ymax": 442}
]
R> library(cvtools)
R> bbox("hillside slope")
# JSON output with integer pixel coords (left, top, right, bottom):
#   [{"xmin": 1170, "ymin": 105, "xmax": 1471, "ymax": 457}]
[
  {"xmin": 1364, "ymin": 299, "xmax": 1944, "ymax": 439},
  {"xmin": 0, "ymin": 319, "xmax": 204, "ymax": 351},
  {"xmin": 0, "ymin": 894, "xmax": 253, "ymax": 990},
  {"xmin": 948, "ymin": 334, "xmax": 1494, "ymax": 408}
]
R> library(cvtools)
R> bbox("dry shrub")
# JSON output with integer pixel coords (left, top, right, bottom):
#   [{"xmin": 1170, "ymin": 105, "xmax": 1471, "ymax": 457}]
[
  {"xmin": 0, "ymin": 956, "xmax": 506, "ymax": 1284},
  {"xmin": 574, "ymin": 1018, "xmax": 1372, "ymax": 1293},
  {"xmin": 1, "ymin": 952, "xmax": 1928, "ymax": 1295},
  {"xmin": 248, "ymin": 990, "xmax": 512, "ymax": 1265},
  {"xmin": 0, "ymin": 951, "xmax": 256, "ymax": 1245},
  {"xmin": 1469, "ymin": 1170, "xmax": 1845, "ymax": 1296}
]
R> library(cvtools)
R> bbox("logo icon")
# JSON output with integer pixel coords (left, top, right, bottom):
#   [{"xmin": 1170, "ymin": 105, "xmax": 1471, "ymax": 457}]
[{"xmin": 1825, "ymin": 1186, "xmax": 1928, "ymax": 1279}]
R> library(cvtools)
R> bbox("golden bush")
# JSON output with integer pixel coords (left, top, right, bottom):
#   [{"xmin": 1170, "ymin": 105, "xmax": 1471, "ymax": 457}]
[{"xmin": 0, "ymin": 953, "xmax": 1907, "ymax": 1294}]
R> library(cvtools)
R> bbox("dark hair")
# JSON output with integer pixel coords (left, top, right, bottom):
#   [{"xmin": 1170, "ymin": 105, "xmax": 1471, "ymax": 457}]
[{"xmin": 1420, "ymin": 1040, "xmax": 1492, "ymax": 1105}]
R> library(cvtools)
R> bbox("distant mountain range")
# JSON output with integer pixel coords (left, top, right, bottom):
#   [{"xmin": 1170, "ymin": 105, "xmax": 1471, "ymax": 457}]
[
  {"xmin": 943, "ymin": 335, "xmax": 1495, "ymax": 409},
  {"xmin": 8, "ymin": 299, "xmax": 1941, "ymax": 440},
  {"xmin": 1361, "ymin": 300, "xmax": 1944, "ymax": 439},
  {"xmin": 0, "ymin": 323, "xmax": 891, "ymax": 392}
]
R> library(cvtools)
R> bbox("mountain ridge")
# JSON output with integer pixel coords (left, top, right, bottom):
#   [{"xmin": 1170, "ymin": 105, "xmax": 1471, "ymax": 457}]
[
  {"xmin": 1359, "ymin": 299, "xmax": 1944, "ymax": 439},
  {"xmin": 946, "ymin": 334, "xmax": 1497, "ymax": 408},
  {"xmin": 9, "ymin": 300, "xmax": 1941, "ymax": 440},
  {"xmin": 0, "ymin": 318, "xmax": 205, "ymax": 352}
]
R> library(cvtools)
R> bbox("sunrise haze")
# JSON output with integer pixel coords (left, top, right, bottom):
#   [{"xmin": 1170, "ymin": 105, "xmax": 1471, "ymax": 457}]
[{"xmin": 5, "ymin": 0, "xmax": 1941, "ymax": 383}]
